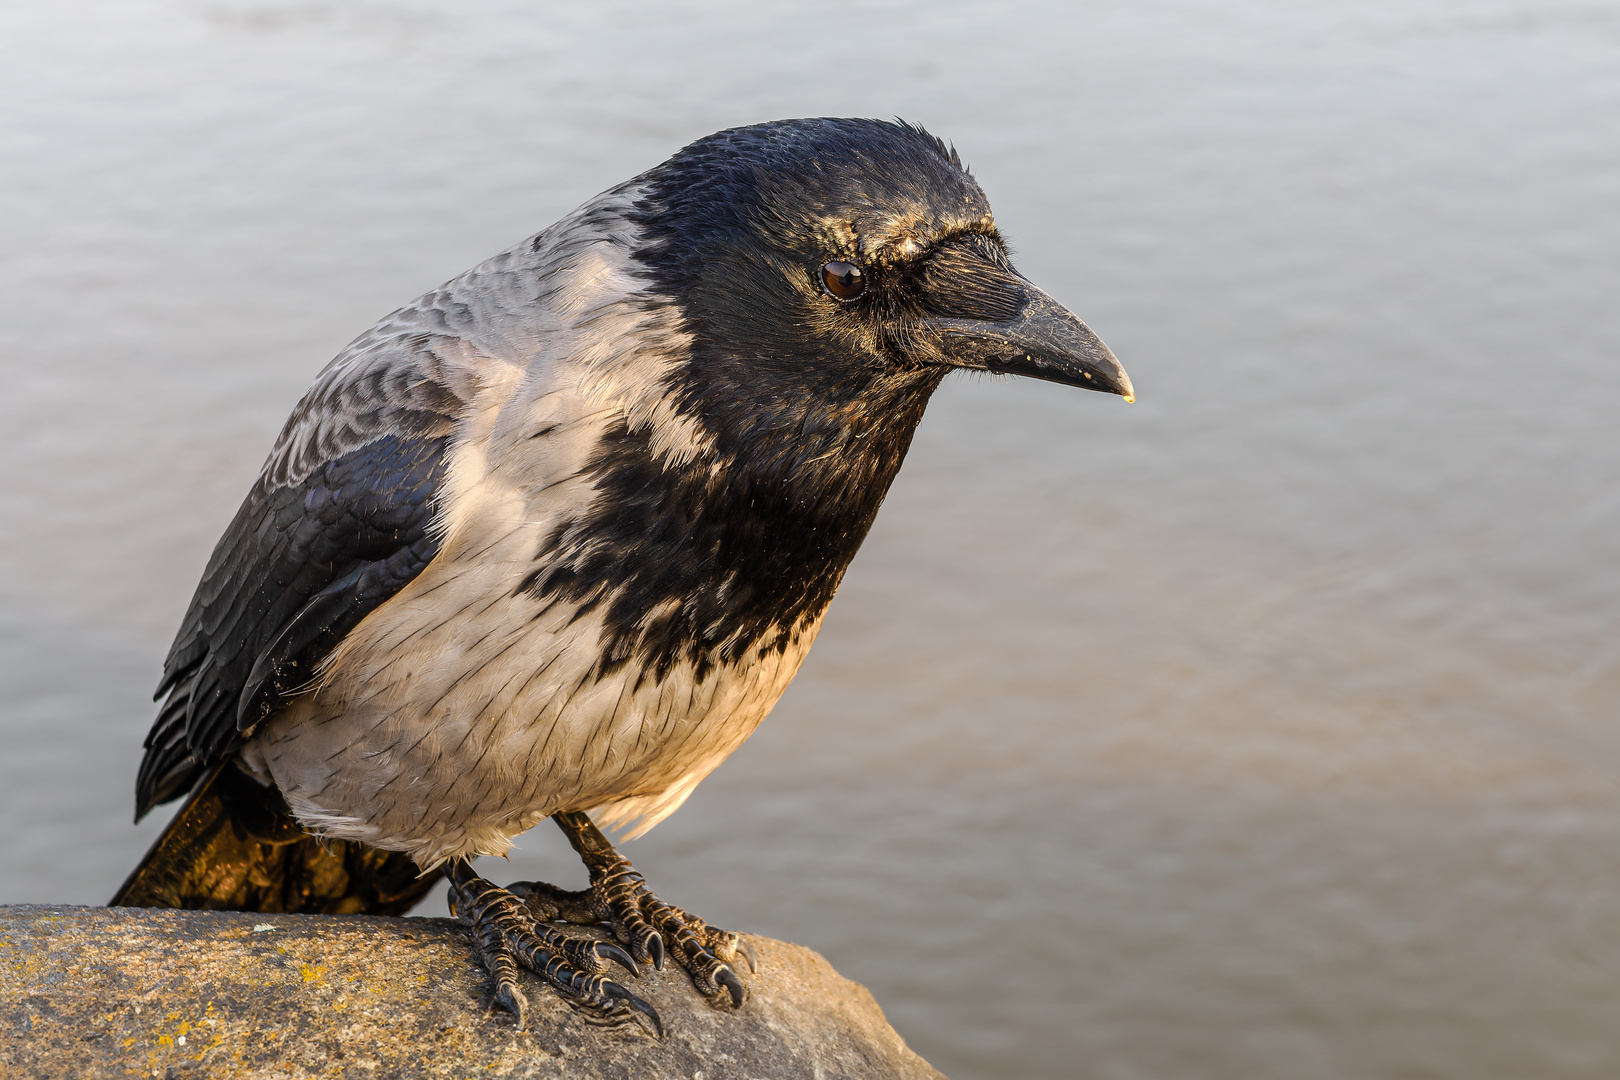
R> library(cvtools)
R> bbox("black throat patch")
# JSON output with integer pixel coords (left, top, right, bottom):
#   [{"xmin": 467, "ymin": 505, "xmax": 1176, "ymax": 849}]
[{"xmin": 519, "ymin": 365, "xmax": 942, "ymax": 685}]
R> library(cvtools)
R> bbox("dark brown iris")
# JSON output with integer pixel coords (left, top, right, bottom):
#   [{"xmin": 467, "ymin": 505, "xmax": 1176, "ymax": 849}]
[{"xmin": 821, "ymin": 260, "xmax": 865, "ymax": 301}]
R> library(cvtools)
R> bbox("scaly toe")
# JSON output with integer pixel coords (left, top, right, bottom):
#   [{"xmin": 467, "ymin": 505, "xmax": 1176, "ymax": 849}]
[
  {"xmin": 639, "ymin": 900, "xmax": 751, "ymax": 1006},
  {"xmin": 546, "ymin": 812, "xmax": 760, "ymax": 1011},
  {"xmin": 451, "ymin": 862, "xmax": 656, "ymax": 1032}
]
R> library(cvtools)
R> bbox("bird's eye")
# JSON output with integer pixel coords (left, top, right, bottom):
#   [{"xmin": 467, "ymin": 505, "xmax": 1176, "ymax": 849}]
[{"xmin": 821, "ymin": 261, "xmax": 866, "ymax": 301}]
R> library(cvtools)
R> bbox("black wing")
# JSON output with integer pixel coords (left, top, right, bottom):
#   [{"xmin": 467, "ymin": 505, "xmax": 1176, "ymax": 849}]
[{"xmin": 136, "ymin": 418, "xmax": 454, "ymax": 820}]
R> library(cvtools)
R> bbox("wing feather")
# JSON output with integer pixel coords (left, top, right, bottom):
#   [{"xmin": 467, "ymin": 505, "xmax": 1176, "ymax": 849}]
[{"xmin": 136, "ymin": 344, "xmax": 464, "ymax": 819}]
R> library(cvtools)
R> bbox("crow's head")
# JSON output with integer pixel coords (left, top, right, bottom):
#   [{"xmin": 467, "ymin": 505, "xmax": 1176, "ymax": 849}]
[
  {"xmin": 523, "ymin": 119, "xmax": 1134, "ymax": 674},
  {"xmin": 630, "ymin": 117, "xmax": 1132, "ymax": 435}
]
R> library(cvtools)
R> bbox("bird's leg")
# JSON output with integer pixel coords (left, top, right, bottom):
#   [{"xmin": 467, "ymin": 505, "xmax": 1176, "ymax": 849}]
[
  {"xmin": 445, "ymin": 860, "xmax": 661, "ymax": 1036},
  {"xmin": 509, "ymin": 811, "xmax": 757, "ymax": 1009}
]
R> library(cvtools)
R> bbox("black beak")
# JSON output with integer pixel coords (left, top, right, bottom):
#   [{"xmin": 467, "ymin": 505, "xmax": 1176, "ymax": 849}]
[{"xmin": 920, "ymin": 284, "xmax": 1134, "ymax": 402}]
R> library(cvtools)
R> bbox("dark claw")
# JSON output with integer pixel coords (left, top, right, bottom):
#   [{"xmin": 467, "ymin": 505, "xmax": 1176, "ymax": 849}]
[
  {"xmin": 603, "ymin": 980, "xmax": 663, "ymax": 1039},
  {"xmin": 495, "ymin": 983, "xmax": 529, "ymax": 1031},
  {"xmin": 736, "ymin": 937, "xmax": 758, "ymax": 975},
  {"xmin": 646, "ymin": 931, "xmax": 666, "ymax": 972},
  {"xmin": 716, "ymin": 965, "xmax": 746, "ymax": 1008},
  {"xmin": 595, "ymin": 940, "xmax": 639, "ymax": 976}
]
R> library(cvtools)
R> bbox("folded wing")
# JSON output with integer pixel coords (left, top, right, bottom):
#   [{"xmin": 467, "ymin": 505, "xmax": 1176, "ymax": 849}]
[{"xmin": 135, "ymin": 351, "xmax": 463, "ymax": 819}]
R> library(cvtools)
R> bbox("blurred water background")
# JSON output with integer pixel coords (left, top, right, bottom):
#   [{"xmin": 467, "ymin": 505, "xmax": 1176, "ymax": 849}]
[{"xmin": 4, "ymin": 1, "xmax": 1619, "ymax": 1077}]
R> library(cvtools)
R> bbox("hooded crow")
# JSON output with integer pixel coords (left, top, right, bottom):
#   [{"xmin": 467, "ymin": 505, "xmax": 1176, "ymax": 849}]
[{"xmin": 113, "ymin": 117, "xmax": 1133, "ymax": 1034}]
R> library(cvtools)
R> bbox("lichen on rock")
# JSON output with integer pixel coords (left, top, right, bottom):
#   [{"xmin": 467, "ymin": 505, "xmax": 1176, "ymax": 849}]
[{"xmin": 0, "ymin": 904, "xmax": 944, "ymax": 1079}]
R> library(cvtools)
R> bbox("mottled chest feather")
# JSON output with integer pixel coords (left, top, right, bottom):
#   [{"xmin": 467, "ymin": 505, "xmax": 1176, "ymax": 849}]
[{"xmin": 519, "ymin": 364, "xmax": 940, "ymax": 686}]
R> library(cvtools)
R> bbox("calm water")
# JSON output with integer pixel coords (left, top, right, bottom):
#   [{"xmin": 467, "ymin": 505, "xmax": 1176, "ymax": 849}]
[{"xmin": 4, "ymin": 1, "xmax": 1619, "ymax": 1076}]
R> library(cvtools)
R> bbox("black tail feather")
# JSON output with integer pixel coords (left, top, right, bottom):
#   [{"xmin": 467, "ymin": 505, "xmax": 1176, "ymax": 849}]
[{"xmin": 111, "ymin": 763, "xmax": 443, "ymax": 916}]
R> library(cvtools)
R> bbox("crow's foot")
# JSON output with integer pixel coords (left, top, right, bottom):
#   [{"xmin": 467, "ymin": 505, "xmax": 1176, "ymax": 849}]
[
  {"xmin": 446, "ymin": 860, "xmax": 661, "ymax": 1036},
  {"xmin": 509, "ymin": 810, "xmax": 757, "ymax": 1009}
]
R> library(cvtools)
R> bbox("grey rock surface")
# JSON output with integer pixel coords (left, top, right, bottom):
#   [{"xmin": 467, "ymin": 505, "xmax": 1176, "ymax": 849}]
[{"xmin": 0, "ymin": 905, "xmax": 944, "ymax": 1079}]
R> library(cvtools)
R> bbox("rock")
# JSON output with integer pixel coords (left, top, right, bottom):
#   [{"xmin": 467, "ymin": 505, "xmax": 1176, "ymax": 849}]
[{"xmin": 0, "ymin": 905, "xmax": 944, "ymax": 1079}]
